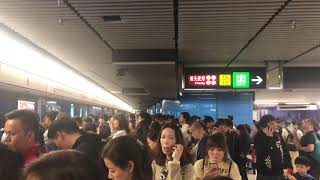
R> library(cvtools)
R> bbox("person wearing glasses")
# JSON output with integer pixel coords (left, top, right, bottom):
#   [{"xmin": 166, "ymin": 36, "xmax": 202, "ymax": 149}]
[
  {"xmin": 152, "ymin": 123, "xmax": 194, "ymax": 180},
  {"xmin": 3, "ymin": 110, "xmax": 41, "ymax": 165},
  {"xmin": 193, "ymin": 133, "xmax": 241, "ymax": 180}
]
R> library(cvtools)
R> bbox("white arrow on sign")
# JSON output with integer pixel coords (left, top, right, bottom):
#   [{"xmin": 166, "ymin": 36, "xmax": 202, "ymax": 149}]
[{"xmin": 251, "ymin": 76, "xmax": 263, "ymax": 85}]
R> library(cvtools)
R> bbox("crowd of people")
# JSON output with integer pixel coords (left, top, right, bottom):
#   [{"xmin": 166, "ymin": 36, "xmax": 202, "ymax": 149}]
[{"xmin": 0, "ymin": 109, "xmax": 319, "ymax": 180}]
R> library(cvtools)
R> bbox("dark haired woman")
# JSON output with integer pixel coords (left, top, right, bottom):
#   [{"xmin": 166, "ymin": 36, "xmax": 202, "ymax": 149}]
[
  {"xmin": 103, "ymin": 135, "xmax": 152, "ymax": 180},
  {"xmin": 194, "ymin": 133, "xmax": 241, "ymax": 180},
  {"xmin": 147, "ymin": 121, "xmax": 162, "ymax": 159},
  {"xmin": 23, "ymin": 150, "xmax": 103, "ymax": 180},
  {"xmin": 110, "ymin": 114, "xmax": 129, "ymax": 139},
  {"xmin": 152, "ymin": 123, "xmax": 193, "ymax": 180}
]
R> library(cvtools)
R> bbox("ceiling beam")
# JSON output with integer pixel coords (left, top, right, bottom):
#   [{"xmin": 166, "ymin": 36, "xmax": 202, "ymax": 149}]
[
  {"xmin": 225, "ymin": 0, "xmax": 293, "ymax": 67},
  {"xmin": 62, "ymin": 0, "xmax": 114, "ymax": 51}
]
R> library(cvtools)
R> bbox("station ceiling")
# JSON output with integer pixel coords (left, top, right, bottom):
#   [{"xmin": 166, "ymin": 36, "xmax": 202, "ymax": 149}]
[{"xmin": 1, "ymin": 0, "xmax": 320, "ymax": 109}]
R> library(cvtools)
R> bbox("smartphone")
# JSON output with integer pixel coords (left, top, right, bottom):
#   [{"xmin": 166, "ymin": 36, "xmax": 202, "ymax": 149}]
[{"xmin": 207, "ymin": 163, "xmax": 218, "ymax": 169}]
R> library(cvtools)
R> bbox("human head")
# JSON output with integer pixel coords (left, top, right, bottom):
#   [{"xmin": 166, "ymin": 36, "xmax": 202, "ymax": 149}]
[
  {"xmin": 155, "ymin": 123, "xmax": 192, "ymax": 167},
  {"xmin": 136, "ymin": 112, "xmax": 151, "ymax": 127},
  {"xmin": 48, "ymin": 116, "xmax": 81, "ymax": 149},
  {"xmin": 43, "ymin": 111, "xmax": 58, "ymax": 129},
  {"xmin": 236, "ymin": 124, "xmax": 249, "ymax": 138},
  {"xmin": 72, "ymin": 117, "xmax": 82, "ymax": 128},
  {"xmin": 203, "ymin": 116, "xmax": 215, "ymax": 131},
  {"xmin": 206, "ymin": 133, "xmax": 229, "ymax": 163},
  {"xmin": 135, "ymin": 119, "xmax": 152, "ymax": 145},
  {"xmin": 82, "ymin": 117, "xmax": 97, "ymax": 133},
  {"xmin": 128, "ymin": 118, "xmax": 136, "ymax": 132},
  {"xmin": 154, "ymin": 114, "xmax": 164, "ymax": 125},
  {"xmin": 146, "ymin": 121, "xmax": 161, "ymax": 152},
  {"xmin": 4, "ymin": 110, "xmax": 39, "ymax": 154},
  {"xmin": 102, "ymin": 135, "xmax": 152, "ymax": 180},
  {"xmin": 23, "ymin": 150, "xmax": 102, "ymax": 180},
  {"xmin": 111, "ymin": 114, "xmax": 129, "ymax": 133},
  {"xmin": 215, "ymin": 118, "xmax": 231, "ymax": 134},
  {"xmin": 294, "ymin": 156, "xmax": 311, "ymax": 175},
  {"xmin": 259, "ymin": 114, "xmax": 277, "ymax": 132},
  {"xmin": 0, "ymin": 143, "xmax": 24, "ymax": 180},
  {"xmin": 179, "ymin": 112, "xmax": 190, "ymax": 124},
  {"xmin": 97, "ymin": 123, "xmax": 111, "ymax": 139},
  {"xmin": 164, "ymin": 115, "xmax": 174, "ymax": 124},
  {"xmin": 302, "ymin": 119, "xmax": 319, "ymax": 132},
  {"xmin": 189, "ymin": 121, "xmax": 206, "ymax": 140}
]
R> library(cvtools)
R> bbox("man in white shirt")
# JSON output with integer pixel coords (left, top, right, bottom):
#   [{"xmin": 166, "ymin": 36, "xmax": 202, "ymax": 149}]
[{"xmin": 179, "ymin": 112, "xmax": 190, "ymax": 139}]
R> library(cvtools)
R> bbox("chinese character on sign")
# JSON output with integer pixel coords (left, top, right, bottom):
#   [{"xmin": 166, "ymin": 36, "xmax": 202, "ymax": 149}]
[
  {"xmin": 205, "ymin": 75, "xmax": 217, "ymax": 86},
  {"xmin": 219, "ymin": 74, "xmax": 231, "ymax": 86},
  {"xmin": 233, "ymin": 72, "xmax": 250, "ymax": 88},
  {"xmin": 190, "ymin": 76, "xmax": 194, "ymax": 81}
]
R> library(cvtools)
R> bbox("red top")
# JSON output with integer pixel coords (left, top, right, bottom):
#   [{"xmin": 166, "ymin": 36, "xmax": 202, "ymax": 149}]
[{"xmin": 24, "ymin": 144, "xmax": 40, "ymax": 166}]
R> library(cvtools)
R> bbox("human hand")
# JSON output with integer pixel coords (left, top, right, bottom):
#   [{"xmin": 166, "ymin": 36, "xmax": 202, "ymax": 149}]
[{"xmin": 172, "ymin": 144, "xmax": 183, "ymax": 162}]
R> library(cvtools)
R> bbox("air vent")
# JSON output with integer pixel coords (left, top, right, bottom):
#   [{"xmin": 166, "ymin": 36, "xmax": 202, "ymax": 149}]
[
  {"xmin": 122, "ymin": 88, "xmax": 149, "ymax": 96},
  {"xmin": 102, "ymin": 15, "xmax": 122, "ymax": 22}
]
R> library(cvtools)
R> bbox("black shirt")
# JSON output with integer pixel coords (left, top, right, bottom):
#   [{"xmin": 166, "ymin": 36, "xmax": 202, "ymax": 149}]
[
  {"xmin": 299, "ymin": 131, "xmax": 320, "ymax": 170},
  {"xmin": 299, "ymin": 131, "xmax": 317, "ymax": 156},
  {"xmin": 226, "ymin": 130, "xmax": 238, "ymax": 161},
  {"xmin": 254, "ymin": 131, "xmax": 292, "ymax": 176},
  {"xmin": 72, "ymin": 133, "xmax": 108, "ymax": 180}
]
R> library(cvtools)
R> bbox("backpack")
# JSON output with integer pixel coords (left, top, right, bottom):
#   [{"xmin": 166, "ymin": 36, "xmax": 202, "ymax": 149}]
[{"xmin": 310, "ymin": 133, "xmax": 320, "ymax": 164}]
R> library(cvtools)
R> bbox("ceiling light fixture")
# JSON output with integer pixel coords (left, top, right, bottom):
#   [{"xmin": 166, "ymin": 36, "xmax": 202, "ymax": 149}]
[{"xmin": 0, "ymin": 24, "xmax": 133, "ymax": 112}]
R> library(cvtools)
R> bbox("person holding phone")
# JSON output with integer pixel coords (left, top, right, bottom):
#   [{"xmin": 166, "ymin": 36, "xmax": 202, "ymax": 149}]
[
  {"xmin": 193, "ymin": 133, "xmax": 241, "ymax": 180},
  {"xmin": 152, "ymin": 123, "xmax": 193, "ymax": 180},
  {"xmin": 254, "ymin": 114, "xmax": 292, "ymax": 180}
]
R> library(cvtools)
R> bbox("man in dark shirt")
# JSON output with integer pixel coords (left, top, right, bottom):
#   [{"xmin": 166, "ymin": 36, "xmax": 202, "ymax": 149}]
[
  {"xmin": 48, "ymin": 116, "xmax": 107, "ymax": 180},
  {"xmin": 297, "ymin": 119, "xmax": 320, "ymax": 179},
  {"xmin": 254, "ymin": 114, "xmax": 292, "ymax": 180}
]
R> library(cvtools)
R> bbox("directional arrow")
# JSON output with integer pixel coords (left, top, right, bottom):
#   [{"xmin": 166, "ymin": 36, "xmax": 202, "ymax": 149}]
[{"xmin": 251, "ymin": 76, "xmax": 263, "ymax": 85}]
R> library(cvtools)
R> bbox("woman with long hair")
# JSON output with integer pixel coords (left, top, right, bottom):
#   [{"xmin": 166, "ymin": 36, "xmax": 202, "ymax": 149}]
[{"xmin": 152, "ymin": 123, "xmax": 193, "ymax": 180}]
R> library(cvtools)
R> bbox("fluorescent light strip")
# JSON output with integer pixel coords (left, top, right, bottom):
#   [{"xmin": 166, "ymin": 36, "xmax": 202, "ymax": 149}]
[
  {"xmin": 284, "ymin": 102, "xmax": 310, "ymax": 105},
  {"xmin": 0, "ymin": 24, "xmax": 133, "ymax": 112},
  {"xmin": 267, "ymin": 87, "xmax": 282, "ymax": 90},
  {"xmin": 254, "ymin": 102, "xmax": 279, "ymax": 105}
]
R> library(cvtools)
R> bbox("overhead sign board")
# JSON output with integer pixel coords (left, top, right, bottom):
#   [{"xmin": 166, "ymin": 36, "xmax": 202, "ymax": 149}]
[{"xmin": 184, "ymin": 67, "xmax": 266, "ymax": 89}]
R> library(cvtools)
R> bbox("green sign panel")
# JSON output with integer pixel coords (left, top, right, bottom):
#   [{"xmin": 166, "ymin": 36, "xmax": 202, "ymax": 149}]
[{"xmin": 232, "ymin": 72, "xmax": 250, "ymax": 88}]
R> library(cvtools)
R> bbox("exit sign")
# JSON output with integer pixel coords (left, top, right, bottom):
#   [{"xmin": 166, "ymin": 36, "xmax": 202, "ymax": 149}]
[{"xmin": 184, "ymin": 67, "xmax": 266, "ymax": 89}]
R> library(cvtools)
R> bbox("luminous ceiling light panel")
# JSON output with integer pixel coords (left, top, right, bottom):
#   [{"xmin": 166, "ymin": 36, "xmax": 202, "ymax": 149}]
[
  {"xmin": 284, "ymin": 102, "xmax": 310, "ymax": 105},
  {"xmin": 0, "ymin": 25, "xmax": 133, "ymax": 112},
  {"xmin": 267, "ymin": 87, "xmax": 282, "ymax": 90},
  {"xmin": 254, "ymin": 102, "xmax": 279, "ymax": 105}
]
